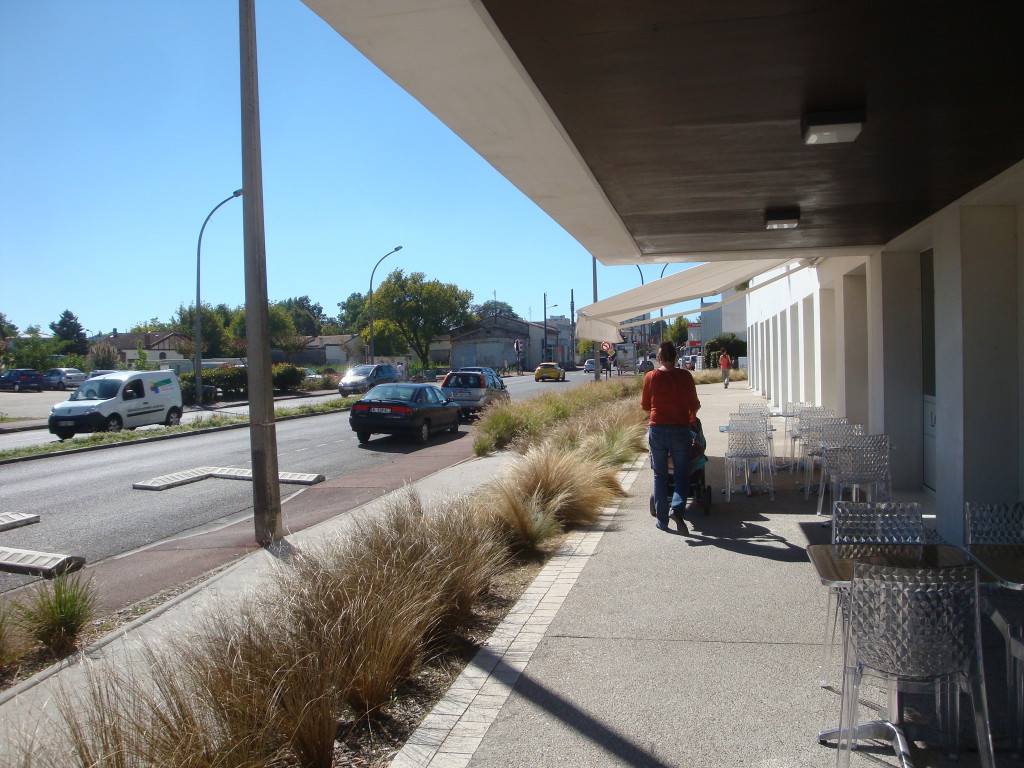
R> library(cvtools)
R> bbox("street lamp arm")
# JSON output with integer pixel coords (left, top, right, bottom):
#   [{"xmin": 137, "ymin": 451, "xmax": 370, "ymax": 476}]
[
  {"xmin": 195, "ymin": 188, "xmax": 243, "ymax": 406},
  {"xmin": 367, "ymin": 245, "xmax": 403, "ymax": 362}
]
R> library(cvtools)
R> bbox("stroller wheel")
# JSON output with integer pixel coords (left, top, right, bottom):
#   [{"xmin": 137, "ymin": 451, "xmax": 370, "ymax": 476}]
[{"xmin": 702, "ymin": 485, "xmax": 713, "ymax": 515}]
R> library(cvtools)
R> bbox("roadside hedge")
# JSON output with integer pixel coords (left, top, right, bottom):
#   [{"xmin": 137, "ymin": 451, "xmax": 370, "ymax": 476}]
[{"xmin": 179, "ymin": 364, "xmax": 306, "ymax": 405}]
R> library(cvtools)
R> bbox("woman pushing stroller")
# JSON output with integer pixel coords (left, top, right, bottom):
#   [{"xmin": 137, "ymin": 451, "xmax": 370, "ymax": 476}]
[{"xmin": 641, "ymin": 341, "xmax": 701, "ymax": 533}]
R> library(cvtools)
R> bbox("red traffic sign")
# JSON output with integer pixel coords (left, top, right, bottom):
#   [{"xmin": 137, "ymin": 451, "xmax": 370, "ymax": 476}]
[{"xmin": 600, "ymin": 341, "xmax": 612, "ymax": 351}]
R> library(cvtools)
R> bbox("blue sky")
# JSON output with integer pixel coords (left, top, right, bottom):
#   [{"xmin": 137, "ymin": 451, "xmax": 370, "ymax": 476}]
[{"xmin": 1, "ymin": 1, "xmax": 692, "ymax": 337}]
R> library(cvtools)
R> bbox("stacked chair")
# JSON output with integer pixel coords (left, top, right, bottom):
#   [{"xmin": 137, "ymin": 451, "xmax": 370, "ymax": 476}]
[{"xmin": 965, "ymin": 501, "xmax": 1024, "ymax": 755}]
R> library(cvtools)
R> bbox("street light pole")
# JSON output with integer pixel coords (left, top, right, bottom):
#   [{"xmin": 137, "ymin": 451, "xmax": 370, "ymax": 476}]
[
  {"xmin": 658, "ymin": 263, "xmax": 669, "ymax": 347},
  {"xmin": 195, "ymin": 189, "xmax": 243, "ymax": 407},
  {"xmin": 367, "ymin": 246, "xmax": 402, "ymax": 363},
  {"xmin": 542, "ymin": 293, "xmax": 558, "ymax": 362}
]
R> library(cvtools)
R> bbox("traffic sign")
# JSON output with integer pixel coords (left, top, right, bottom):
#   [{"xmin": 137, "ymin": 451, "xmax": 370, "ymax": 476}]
[{"xmin": 601, "ymin": 341, "xmax": 612, "ymax": 351}]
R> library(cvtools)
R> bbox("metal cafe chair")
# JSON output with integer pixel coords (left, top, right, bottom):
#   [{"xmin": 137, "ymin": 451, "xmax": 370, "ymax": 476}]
[
  {"xmin": 827, "ymin": 434, "xmax": 892, "ymax": 507},
  {"xmin": 818, "ymin": 502, "xmax": 926, "ymax": 686},
  {"xmin": 965, "ymin": 501, "xmax": 1024, "ymax": 754},
  {"xmin": 794, "ymin": 407, "xmax": 834, "ymax": 484},
  {"xmin": 797, "ymin": 411, "xmax": 840, "ymax": 499},
  {"xmin": 729, "ymin": 410, "xmax": 776, "ymax": 467},
  {"xmin": 825, "ymin": 562, "xmax": 996, "ymax": 768},
  {"xmin": 724, "ymin": 418, "xmax": 775, "ymax": 501},
  {"xmin": 782, "ymin": 400, "xmax": 813, "ymax": 467}
]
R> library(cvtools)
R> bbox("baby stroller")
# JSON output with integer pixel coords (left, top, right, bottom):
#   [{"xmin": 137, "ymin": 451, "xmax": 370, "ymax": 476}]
[{"xmin": 649, "ymin": 418, "xmax": 713, "ymax": 516}]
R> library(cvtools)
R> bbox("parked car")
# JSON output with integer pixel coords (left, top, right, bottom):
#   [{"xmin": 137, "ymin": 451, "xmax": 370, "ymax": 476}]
[
  {"xmin": 534, "ymin": 362, "xmax": 566, "ymax": 382},
  {"xmin": 41, "ymin": 367, "xmax": 87, "ymax": 390},
  {"xmin": 583, "ymin": 359, "xmax": 596, "ymax": 373},
  {"xmin": 337, "ymin": 364, "xmax": 398, "ymax": 396},
  {"xmin": 302, "ymin": 368, "xmax": 325, "ymax": 384},
  {"xmin": 637, "ymin": 359, "xmax": 655, "ymax": 373},
  {"xmin": 48, "ymin": 370, "xmax": 183, "ymax": 439},
  {"xmin": 87, "ymin": 369, "xmax": 119, "ymax": 379},
  {"xmin": 440, "ymin": 369, "xmax": 511, "ymax": 418},
  {"xmin": 458, "ymin": 366, "xmax": 501, "ymax": 380},
  {"xmin": 0, "ymin": 369, "xmax": 43, "ymax": 392},
  {"xmin": 349, "ymin": 383, "xmax": 460, "ymax": 443}
]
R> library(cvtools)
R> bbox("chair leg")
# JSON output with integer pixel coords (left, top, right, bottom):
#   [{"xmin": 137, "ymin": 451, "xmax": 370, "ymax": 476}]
[
  {"xmin": 968, "ymin": 668, "xmax": 996, "ymax": 768},
  {"xmin": 820, "ymin": 587, "xmax": 841, "ymax": 687}
]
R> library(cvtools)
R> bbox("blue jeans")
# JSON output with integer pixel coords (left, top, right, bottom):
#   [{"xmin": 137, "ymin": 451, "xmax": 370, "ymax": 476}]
[{"xmin": 649, "ymin": 424, "xmax": 692, "ymax": 525}]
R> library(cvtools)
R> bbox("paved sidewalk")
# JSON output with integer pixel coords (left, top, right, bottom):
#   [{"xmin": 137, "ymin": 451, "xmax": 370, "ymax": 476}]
[{"xmin": 1, "ymin": 383, "xmax": 1014, "ymax": 766}]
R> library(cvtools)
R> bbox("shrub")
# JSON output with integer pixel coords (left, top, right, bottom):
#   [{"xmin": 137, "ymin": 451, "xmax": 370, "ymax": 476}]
[
  {"xmin": 14, "ymin": 572, "xmax": 97, "ymax": 657},
  {"xmin": 178, "ymin": 371, "xmax": 217, "ymax": 405},
  {"xmin": 272, "ymin": 363, "xmax": 305, "ymax": 391}
]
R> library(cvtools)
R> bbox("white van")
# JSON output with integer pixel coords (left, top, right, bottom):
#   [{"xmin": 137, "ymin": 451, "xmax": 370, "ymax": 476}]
[{"xmin": 48, "ymin": 371, "xmax": 183, "ymax": 440}]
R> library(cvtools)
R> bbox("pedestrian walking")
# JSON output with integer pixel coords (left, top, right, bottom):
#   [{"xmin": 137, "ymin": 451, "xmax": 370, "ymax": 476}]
[
  {"xmin": 719, "ymin": 351, "xmax": 731, "ymax": 388},
  {"xmin": 642, "ymin": 341, "xmax": 701, "ymax": 533},
  {"xmin": 397, "ymin": 362, "xmax": 405, "ymax": 381}
]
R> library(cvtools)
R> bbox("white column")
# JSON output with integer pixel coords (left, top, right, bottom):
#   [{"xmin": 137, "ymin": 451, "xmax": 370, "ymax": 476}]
[
  {"xmin": 933, "ymin": 205, "xmax": 1019, "ymax": 542},
  {"xmin": 817, "ymin": 288, "xmax": 837, "ymax": 410},
  {"xmin": 836, "ymin": 273, "xmax": 868, "ymax": 424},
  {"xmin": 867, "ymin": 250, "xmax": 923, "ymax": 491},
  {"xmin": 801, "ymin": 294, "xmax": 816, "ymax": 403}
]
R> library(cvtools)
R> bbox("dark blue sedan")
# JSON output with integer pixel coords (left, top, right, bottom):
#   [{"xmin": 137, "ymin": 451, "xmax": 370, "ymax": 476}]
[{"xmin": 349, "ymin": 383, "xmax": 461, "ymax": 444}]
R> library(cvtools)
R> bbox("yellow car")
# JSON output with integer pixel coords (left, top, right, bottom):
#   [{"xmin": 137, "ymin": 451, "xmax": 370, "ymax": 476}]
[{"xmin": 534, "ymin": 362, "xmax": 566, "ymax": 382}]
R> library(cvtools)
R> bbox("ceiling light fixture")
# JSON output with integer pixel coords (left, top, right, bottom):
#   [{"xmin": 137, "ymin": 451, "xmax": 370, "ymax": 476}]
[
  {"xmin": 802, "ymin": 110, "xmax": 865, "ymax": 144},
  {"xmin": 765, "ymin": 207, "xmax": 800, "ymax": 230}
]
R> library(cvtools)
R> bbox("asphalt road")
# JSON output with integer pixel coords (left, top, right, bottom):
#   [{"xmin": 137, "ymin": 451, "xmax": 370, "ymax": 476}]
[{"xmin": 0, "ymin": 370, "xmax": 607, "ymax": 594}]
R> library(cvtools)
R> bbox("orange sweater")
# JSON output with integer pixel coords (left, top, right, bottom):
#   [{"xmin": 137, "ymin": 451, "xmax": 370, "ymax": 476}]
[{"xmin": 641, "ymin": 368, "xmax": 701, "ymax": 426}]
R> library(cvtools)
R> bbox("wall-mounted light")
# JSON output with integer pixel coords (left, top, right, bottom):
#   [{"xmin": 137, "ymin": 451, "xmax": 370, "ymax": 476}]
[
  {"xmin": 765, "ymin": 207, "xmax": 800, "ymax": 230},
  {"xmin": 802, "ymin": 110, "xmax": 865, "ymax": 144}
]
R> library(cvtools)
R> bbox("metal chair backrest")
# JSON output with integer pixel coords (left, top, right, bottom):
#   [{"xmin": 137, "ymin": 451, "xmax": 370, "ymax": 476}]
[
  {"xmin": 964, "ymin": 501, "xmax": 1024, "ymax": 547},
  {"xmin": 848, "ymin": 562, "xmax": 978, "ymax": 678},
  {"xmin": 832, "ymin": 501, "xmax": 924, "ymax": 546}
]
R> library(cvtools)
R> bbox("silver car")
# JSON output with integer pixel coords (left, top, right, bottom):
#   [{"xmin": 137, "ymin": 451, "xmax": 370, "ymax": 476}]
[
  {"xmin": 41, "ymin": 367, "xmax": 87, "ymax": 390},
  {"xmin": 440, "ymin": 369, "xmax": 510, "ymax": 418}
]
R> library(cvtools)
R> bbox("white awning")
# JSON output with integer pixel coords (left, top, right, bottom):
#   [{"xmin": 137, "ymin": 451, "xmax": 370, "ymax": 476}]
[{"xmin": 576, "ymin": 258, "xmax": 800, "ymax": 342}]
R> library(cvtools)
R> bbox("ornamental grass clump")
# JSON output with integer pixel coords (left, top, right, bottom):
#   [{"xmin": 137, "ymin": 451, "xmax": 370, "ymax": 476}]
[
  {"xmin": 475, "ymin": 483, "xmax": 564, "ymax": 558},
  {"xmin": 54, "ymin": 648, "xmax": 283, "ymax": 768},
  {"xmin": 14, "ymin": 572, "xmax": 97, "ymax": 658},
  {"xmin": 501, "ymin": 442, "xmax": 623, "ymax": 527}
]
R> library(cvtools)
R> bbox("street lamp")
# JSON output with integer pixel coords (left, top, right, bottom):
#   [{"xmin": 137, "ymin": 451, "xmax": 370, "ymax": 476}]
[
  {"xmin": 195, "ymin": 188, "xmax": 243, "ymax": 406},
  {"xmin": 542, "ymin": 293, "xmax": 557, "ymax": 362},
  {"xmin": 367, "ymin": 246, "xmax": 403, "ymax": 363}
]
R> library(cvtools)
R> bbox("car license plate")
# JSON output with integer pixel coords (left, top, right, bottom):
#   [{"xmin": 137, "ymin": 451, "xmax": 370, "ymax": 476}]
[
  {"xmin": 58, "ymin": 420, "xmax": 74, "ymax": 426},
  {"xmin": 370, "ymin": 407, "xmax": 391, "ymax": 413},
  {"xmin": 454, "ymin": 390, "xmax": 471, "ymax": 399}
]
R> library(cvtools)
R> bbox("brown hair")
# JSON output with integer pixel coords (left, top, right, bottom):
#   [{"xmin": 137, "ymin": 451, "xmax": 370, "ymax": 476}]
[{"xmin": 657, "ymin": 341, "xmax": 677, "ymax": 365}]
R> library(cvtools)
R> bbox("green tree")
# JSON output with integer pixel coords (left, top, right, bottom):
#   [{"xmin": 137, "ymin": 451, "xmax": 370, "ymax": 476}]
[
  {"xmin": 667, "ymin": 317, "xmax": 690, "ymax": 346},
  {"xmin": 471, "ymin": 299, "xmax": 519, "ymax": 320},
  {"xmin": 89, "ymin": 341, "xmax": 121, "ymax": 370},
  {"xmin": 704, "ymin": 332, "xmax": 747, "ymax": 367},
  {"xmin": 280, "ymin": 296, "xmax": 326, "ymax": 336},
  {"xmin": 49, "ymin": 310, "xmax": 89, "ymax": 355},
  {"xmin": 230, "ymin": 304, "xmax": 303, "ymax": 350},
  {"xmin": 128, "ymin": 317, "xmax": 171, "ymax": 333},
  {"xmin": 373, "ymin": 270, "xmax": 473, "ymax": 366},
  {"xmin": 336, "ymin": 292, "xmax": 367, "ymax": 333},
  {"xmin": 171, "ymin": 303, "xmax": 229, "ymax": 358},
  {"xmin": 0, "ymin": 312, "xmax": 19, "ymax": 340},
  {"xmin": 134, "ymin": 341, "xmax": 156, "ymax": 370},
  {"xmin": 9, "ymin": 335, "xmax": 63, "ymax": 371},
  {"xmin": 577, "ymin": 339, "xmax": 594, "ymax": 356},
  {"xmin": 362, "ymin": 318, "xmax": 406, "ymax": 356}
]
